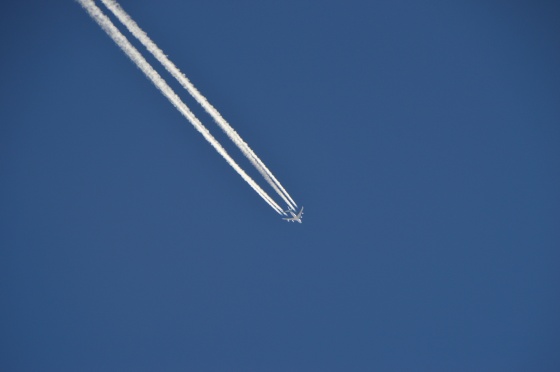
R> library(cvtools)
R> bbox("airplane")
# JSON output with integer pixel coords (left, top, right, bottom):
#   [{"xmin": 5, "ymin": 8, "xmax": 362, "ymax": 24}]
[{"xmin": 283, "ymin": 206, "xmax": 304, "ymax": 223}]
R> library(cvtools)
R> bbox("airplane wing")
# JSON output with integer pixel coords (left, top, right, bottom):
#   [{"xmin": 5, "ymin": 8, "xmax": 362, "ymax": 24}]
[{"xmin": 296, "ymin": 207, "xmax": 304, "ymax": 218}]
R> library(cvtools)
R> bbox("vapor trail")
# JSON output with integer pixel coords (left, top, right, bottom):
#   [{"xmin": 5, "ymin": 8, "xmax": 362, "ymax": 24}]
[
  {"xmin": 78, "ymin": 0, "xmax": 285, "ymax": 215},
  {"xmin": 100, "ymin": 0, "xmax": 298, "ymax": 211}
]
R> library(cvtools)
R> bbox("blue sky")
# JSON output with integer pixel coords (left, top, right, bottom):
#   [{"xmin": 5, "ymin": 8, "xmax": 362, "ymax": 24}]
[{"xmin": 1, "ymin": 1, "xmax": 559, "ymax": 370}]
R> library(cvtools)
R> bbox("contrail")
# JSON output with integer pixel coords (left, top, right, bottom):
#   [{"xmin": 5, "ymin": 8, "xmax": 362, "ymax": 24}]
[
  {"xmin": 99, "ymin": 0, "xmax": 298, "ymax": 211},
  {"xmin": 77, "ymin": 0, "xmax": 285, "ymax": 215}
]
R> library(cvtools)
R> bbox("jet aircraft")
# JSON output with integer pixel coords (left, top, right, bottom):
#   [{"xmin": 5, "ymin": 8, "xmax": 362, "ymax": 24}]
[{"xmin": 283, "ymin": 206, "xmax": 304, "ymax": 223}]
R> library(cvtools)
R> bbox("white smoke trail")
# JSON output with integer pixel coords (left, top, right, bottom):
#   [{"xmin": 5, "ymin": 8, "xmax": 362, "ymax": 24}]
[
  {"xmin": 78, "ymin": 0, "xmax": 285, "ymax": 215},
  {"xmin": 100, "ymin": 0, "xmax": 298, "ymax": 211}
]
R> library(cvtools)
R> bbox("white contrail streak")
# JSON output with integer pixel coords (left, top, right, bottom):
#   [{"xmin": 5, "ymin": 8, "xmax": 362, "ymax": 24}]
[
  {"xmin": 100, "ymin": 0, "xmax": 298, "ymax": 211},
  {"xmin": 78, "ymin": 0, "xmax": 285, "ymax": 215}
]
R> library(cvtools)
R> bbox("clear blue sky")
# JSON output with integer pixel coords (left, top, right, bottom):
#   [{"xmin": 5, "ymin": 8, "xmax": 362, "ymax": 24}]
[{"xmin": 1, "ymin": 1, "xmax": 559, "ymax": 370}]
